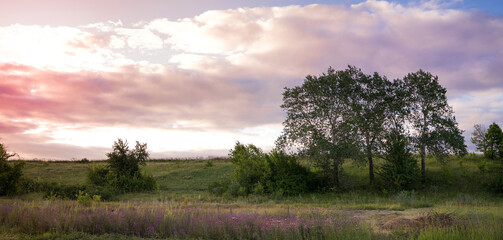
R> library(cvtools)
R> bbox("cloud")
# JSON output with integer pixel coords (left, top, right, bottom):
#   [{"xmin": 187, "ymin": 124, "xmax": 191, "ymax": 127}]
[
  {"xmin": 143, "ymin": 2, "xmax": 503, "ymax": 92},
  {"xmin": 1, "ymin": 0, "xmax": 502, "ymax": 158}
]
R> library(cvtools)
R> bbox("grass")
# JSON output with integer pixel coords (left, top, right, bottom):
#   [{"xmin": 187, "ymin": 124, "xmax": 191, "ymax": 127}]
[{"xmin": 3, "ymin": 154, "xmax": 503, "ymax": 239}]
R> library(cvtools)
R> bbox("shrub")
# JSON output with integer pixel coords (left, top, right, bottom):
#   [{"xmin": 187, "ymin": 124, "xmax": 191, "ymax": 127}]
[
  {"xmin": 229, "ymin": 142, "xmax": 269, "ymax": 195},
  {"xmin": 266, "ymin": 150, "xmax": 313, "ymax": 195},
  {"xmin": 86, "ymin": 139, "xmax": 157, "ymax": 192},
  {"xmin": 205, "ymin": 159, "xmax": 214, "ymax": 168},
  {"xmin": 218, "ymin": 142, "xmax": 318, "ymax": 196},
  {"xmin": 0, "ymin": 142, "xmax": 24, "ymax": 195},
  {"xmin": 108, "ymin": 172, "xmax": 157, "ymax": 192},
  {"xmin": 377, "ymin": 130, "xmax": 420, "ymax": 191},
  {"xmin": 40, "ymin": 182, "xmax": 85, "ymax": 200},
  {"xmin": 207, "ymin": 179, "xmax": 230, "ymax": 196},
  {"xmin": 87, "ymin": 165, "xmax": 110, "ymax": 186},
  {"xmin": 107, "ymin": 139, "xmax": 148, "ymax": 177}
]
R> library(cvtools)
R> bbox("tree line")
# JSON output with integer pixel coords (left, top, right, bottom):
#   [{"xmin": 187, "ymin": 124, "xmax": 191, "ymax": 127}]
[{"xmin": 277, "ymin": 66, "xmax": 467, "ymax": 189}]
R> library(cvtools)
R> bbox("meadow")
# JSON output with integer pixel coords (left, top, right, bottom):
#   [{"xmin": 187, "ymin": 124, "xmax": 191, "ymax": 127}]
[{"xmin": 1, "ymin": 154, "xmax": 503, "ymax": 239}]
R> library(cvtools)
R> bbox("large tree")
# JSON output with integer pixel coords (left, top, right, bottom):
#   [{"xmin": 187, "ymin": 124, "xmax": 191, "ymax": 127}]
[
  {"xmin": 277, "ymin": 67, "xmax": 359, "ymax": 187},
  {"xmin": 346, "ymin": 70, "xmax": 391, "ymax": 185},
  {"xmin": 404, "ymin": 70, "xmax": 467, "ymax": 183}
]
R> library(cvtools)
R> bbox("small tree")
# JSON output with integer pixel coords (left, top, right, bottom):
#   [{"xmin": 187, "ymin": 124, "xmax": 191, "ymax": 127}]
[
  {"xmin": 378, "ymin": 130, "xmax": 419, "ymax": 191},
  {"xmin": 484, "ymin": 123, "xmax": 503, "ymax": 160},
  {"xmin": 88, "ymin": 139, "xmax": 156, "ymax": 192},
  {"xmin": 229, "ymin": 142, "xmax": 269, "ymax": 195},
  {"xmin": 107, "ymin": 139, "xmax": 148, "ymax": 177},
  {"xmin": 0, "ymin": 142, "xmax": 24, "ymax": 195},
  {"xmin": 471, "ymin": 124, "xmax": 488, "ymax": 153}
]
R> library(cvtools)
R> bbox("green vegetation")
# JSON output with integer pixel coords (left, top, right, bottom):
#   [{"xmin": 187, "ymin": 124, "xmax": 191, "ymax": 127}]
[
  {"xmin": 1, "ymin": 153, "xmax": 503, "ymax": 239},
  {"xmin": 0, "ymin": 142, "xmax": 24, "ymax": 195},
  {"xmin": 87, "ymin": 139, "xmax": 156, "ymax": 193},
  {"xmin": 278, "ymin": 66, "xmax": 466, "ymax": 190},
  {"xmin": 209, "ymin": 143, "xmax": 320, "ymax": 197}
]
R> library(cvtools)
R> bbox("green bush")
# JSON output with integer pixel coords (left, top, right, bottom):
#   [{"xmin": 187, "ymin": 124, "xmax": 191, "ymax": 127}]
[
  {"xmin": 108, "ymin": 172, "xmax": 157, "ymax": 192},
  {"xmin": 207, "ymin": 179, "xmax": 230, "ymax": 196},
  {"xmin": 0, "ymin": 143, "xmax": 24, "ymax": 195},
  {"xmin": 40, "ymin": 182, "xmax": 85, "ymax": 200},
  {"xmin": 86, "ymin": 139, "xmax": 157, "ymax": 193},
  {"xmin": 215, "ymin": 142, "xmax": 319, "ymax": 196},
  {"xmin": 266, "ymin": 150, "xmax": 313, "ymax": 195},
  {"xmin": 107, "ymin": 139, "xmax": 148, "ymax": 177},
  {"xmin": 87, "ymin": 165, "xmax": 111, "ymax": 186},
  {"xmin": 377, "ymin": 130, "xmax": 420, "ymax": 191},
  {"xmin": 229, "ymin": 142, "xmax": 269, "ymax": 195}
]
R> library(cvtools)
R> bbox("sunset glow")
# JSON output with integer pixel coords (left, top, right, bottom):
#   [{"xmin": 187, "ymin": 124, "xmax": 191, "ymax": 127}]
[{"xmin": 1, "ymin": 0, "xmax": 502, "ymax": 160}]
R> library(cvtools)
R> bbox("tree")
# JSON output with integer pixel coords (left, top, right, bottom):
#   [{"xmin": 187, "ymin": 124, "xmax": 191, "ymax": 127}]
[
  {"xmin": 277, "ymin": 67, "xmax": 360, "ymax": 187},
  {"xmin": 484, "ymin": 123, "xmax": 503, "ymax": 160},
  {"xmin": 471, "ymin": 124, "xmax": 488, "ymax": 153},
  {"xmin": 377, "ymin": 130, "xmax": 420, "ymax": 191},
  {"xmin": 88, "ymin": 139, "xmax": 156, "ymax": 192},
  {"xmin": 404, "ymin": 70, "xmax": 467, "ymax": 183},
  {"xmin": 0, "ymin": 142, "xmax": 24, "ymax": 195},
  {"xmin": 347, "ymin": 70, "xmax": 391, "ymax": 185},
  {"xmin": 107, "ymin": 139, "xmax": 148, "ymax": 177}
]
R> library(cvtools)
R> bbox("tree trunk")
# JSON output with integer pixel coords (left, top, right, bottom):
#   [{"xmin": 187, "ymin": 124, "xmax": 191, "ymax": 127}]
[
  {"xmin": 421, "ymin": 144, "xmax": 426, "ymax": 184},
  {"xmin": 421, "ymin": 113, "xmax": 427, "ymax": 184},
  {"xmin": 367, "ymin": 145, "xmax": 374, "ymax": 185},
  {"xmin": 333, "ymin": 158, "xmax": 339, "ymax": 188}
]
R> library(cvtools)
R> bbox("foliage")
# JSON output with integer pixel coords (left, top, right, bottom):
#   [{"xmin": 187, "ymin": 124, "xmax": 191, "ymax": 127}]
[
  {"xmin": 205, "ymin": 159, "xmax": 214, "ymax": 168},
  {"xmin": 471, "ymin": 124, "xmax": 488, "ymax": 153},
  {"xmin": 404, "ymin": 69, "xmax": 467, "ymax": 182},
  {"xmin": 86, "ymin": 165, "xmax": 110, "ymax": 186},
  {"xmin": 0, "ymin": 143, "xmax": 24, "ymax": 196},
  {"xmin": 107, "ymin": 139, "xmax": 148, "ymax": 176},
  {"xmin": 277, "ymin": 66, "xmax": 362, "ymax": 187},
  {"xmin": 86, "ymin": 139, "xmax": 156, "ymax": 192},
  {"xmin": 484, "ymin": 123, "xmax": 503, "ymax": 160},
  {"xmin": 222, "ymin": 142, "xmax": 318, "ymax": 196},
  {"xmin": 346, "ymin": 69, "xmax": 391, "ymax": 185},
  {"xmin": 377, "ymin": 130, "xmax": 420, "ymax": 191},
  {"xmin": 228, "ymin": 142, "xmax": 268, "ymax": 195},
  {"xmin": 107, "ymin": 171, "xmax": 157, "ymax": 193},
  {"xmin": 265, "ymin": 150, "xmax": 320, "ymax": 195},
  {"xmin": 76, "ymin": 190, "xmax": 101, "ymax": 206}
]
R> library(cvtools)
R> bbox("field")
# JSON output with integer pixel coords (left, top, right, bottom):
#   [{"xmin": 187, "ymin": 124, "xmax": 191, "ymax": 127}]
[{"xmin": 1, "ymin": 155, "xmax": 503, "ymax": 239}]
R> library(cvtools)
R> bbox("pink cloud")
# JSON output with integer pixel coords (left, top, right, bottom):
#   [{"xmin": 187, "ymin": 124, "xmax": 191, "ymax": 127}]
[{"xmin": 1, "ymin": 1, "xmax": 502, "ymax": 158}]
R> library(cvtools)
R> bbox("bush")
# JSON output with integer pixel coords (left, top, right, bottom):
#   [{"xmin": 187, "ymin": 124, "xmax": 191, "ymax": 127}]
[
  {"xmin": 87, "ymin": 165, "xmax": 111, "ymax": 186},
  {"xmin": 207, "ymin": 179, "xmax": 230, "ymax": 196},
  {"xmin": 108, "ymin": 172, "xmax": 157, "ymax": 192},
  {"xmin": 377, "ymin": 130, "xmax": 420, "ymax": 191},
  {"xmin": 107, "ymin": 139, "xmax": 148, "ymax": 177},
  {"xmin": 215, "ymin": 142, "xmax": 318, "ymax": 196},
  {"xmin": 266, "ymin": 150, "xmax": 313, "ymax": 195},
  {"xmin": 0, "ymin": 143, "xmax": 24, "ymax": 195},
  {"xmin": 86, "ymin": 139, "xmax": 157, "ymax": 193},
  {"xmin": 40, "ymin": 182, "xmax": 85, "ymax": 200}
]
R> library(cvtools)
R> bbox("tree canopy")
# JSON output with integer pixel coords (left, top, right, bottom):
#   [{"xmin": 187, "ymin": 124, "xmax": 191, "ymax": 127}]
[
  {"xmin": 404, "ymin": 70, "xmax": 467, "ymax": 182},
  {"xmin": 278, "ymin": 66, "xmax": 466, "ymax": 188}
]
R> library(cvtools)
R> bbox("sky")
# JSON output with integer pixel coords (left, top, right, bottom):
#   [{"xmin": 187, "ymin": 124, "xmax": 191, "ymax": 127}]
[{"xmin": 0, "ymin": 0, "xmax": 502, "ymax": 160}]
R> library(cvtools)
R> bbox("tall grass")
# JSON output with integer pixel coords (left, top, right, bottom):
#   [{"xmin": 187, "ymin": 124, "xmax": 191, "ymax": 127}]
[{"xmin": 0, "ymin": 201, "xmax": 385, "ymax": 239}]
